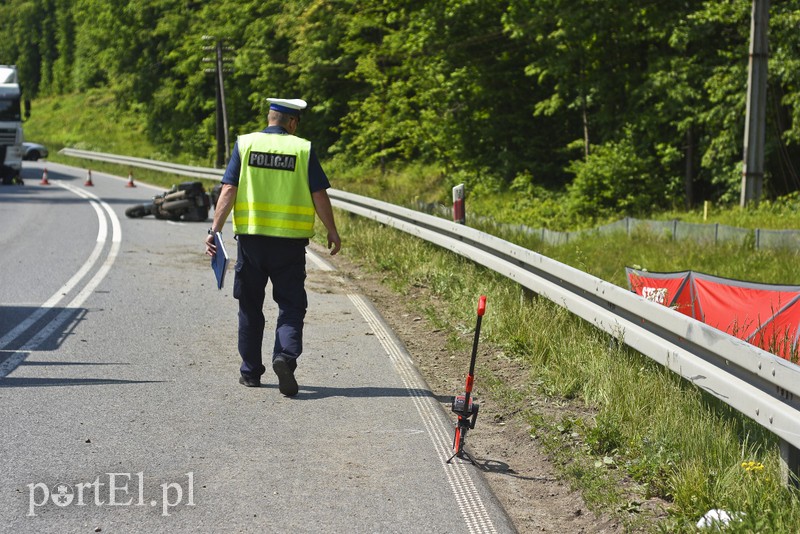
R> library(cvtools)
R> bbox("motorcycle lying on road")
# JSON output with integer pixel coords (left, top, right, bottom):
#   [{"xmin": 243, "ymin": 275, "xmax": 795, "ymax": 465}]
[{"xmin": 125, "ymin": 181, "xmax": 211, "ymax": 221}]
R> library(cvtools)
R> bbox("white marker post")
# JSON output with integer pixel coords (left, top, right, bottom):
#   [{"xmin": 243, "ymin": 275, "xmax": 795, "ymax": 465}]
[{"xmin": 452, "ymin": 183, "xmax": 465, "ymax": 224}]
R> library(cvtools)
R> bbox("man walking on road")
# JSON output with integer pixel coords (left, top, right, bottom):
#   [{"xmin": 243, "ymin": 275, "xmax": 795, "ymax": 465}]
[{"xmin": 205, "ymin": 97, "xmax": 341, "ymax": 396}]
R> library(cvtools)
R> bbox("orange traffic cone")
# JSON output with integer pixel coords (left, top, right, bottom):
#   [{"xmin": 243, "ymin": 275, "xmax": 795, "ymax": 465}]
[
  {"xmin": 84, "ymin": 169, "xmax": 94, "ymax": 186},
  {"xmin": 40, "ymin": 168, "xmax": 50, "ymax": 185},
  {"xmin": 126, "ymin": 170, "xmax": 136, "ymax": 188}
]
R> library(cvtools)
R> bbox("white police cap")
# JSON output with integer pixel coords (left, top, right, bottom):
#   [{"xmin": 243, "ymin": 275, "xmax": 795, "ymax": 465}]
[{"xmin": 266, "ymin": 98, "xmax": 307, "ymax": 115}]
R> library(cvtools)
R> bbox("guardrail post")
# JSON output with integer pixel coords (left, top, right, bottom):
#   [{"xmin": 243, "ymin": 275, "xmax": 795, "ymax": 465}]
[
  {"xmin": 452, "ymin": 184, "xmax": 465, "ymax": 224},
  {"xmin": 780, "ymin": 439, "xmax": 800, "ymax": 488},
  {"xmin": 519, "ymin": 286, "xmax": 536, "ymax": 306}
]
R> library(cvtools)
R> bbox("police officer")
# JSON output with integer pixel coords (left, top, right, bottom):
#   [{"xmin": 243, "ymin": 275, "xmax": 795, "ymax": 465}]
[{"xmin": 205, "ymin": 97, "xmax": 341, "ymax": 396}]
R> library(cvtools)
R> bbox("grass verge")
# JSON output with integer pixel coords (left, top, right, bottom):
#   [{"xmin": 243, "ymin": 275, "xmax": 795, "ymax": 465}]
[{"xmin": 321, "ymin": 212, "xmax": 800, "ymax": 532}]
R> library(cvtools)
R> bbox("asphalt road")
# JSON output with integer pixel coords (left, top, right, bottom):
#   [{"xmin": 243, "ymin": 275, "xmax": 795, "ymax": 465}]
[{"xmin": 0, "ymin": 162, "xmax": 515, "ymax": 533}]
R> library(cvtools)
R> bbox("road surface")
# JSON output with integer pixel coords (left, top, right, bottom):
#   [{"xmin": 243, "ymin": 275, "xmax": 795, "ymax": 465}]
[{"xmin": 0, "ymin": 162, "xmax": 514, "ymax": 533}]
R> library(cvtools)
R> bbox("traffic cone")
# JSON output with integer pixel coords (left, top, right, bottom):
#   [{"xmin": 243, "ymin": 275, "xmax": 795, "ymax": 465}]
[
  {"xmin": 40, "ymin": 168, "xmax": 50, "ymax": 185},
  {"xmin": 126, "ymin": 170, "xmax": 136, "ymax": 188},
  {"xmin": 84, "ymin": 169, "xmax": 94, "ymax": 186}
]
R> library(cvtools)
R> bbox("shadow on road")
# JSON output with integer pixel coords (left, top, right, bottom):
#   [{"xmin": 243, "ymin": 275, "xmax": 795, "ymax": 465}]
[
  {"xmin": 256, "ymin": 382, "xmax": 453, "ymax": 403},
  {"xmin": 0, "ymin": 376, "xmax": 164, "ymax": 387}
]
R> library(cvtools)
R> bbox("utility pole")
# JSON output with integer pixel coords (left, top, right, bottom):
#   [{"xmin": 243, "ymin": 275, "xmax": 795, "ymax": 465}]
[
  {"xmin": 741, "ymin": 0, "xmax": 769, "ymax": 208},
  {"xmin": 202, "ymin": 36, "xmax": 233, "ymax": 167}
]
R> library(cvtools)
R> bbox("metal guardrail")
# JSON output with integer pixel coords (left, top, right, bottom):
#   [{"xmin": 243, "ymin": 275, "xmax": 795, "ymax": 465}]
[
  {"xmin": 59, "ymin": 148, "xmax": 226, "ymax": 181},
  {"xmin": 60, "ymin": 148, "xmax": 800, "ymax": 483}
]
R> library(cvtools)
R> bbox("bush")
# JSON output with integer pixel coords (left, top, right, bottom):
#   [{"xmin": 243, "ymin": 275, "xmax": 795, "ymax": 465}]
[{"xmin": 566, "ymin": 135, "xmax": 664, "ymax": 220}]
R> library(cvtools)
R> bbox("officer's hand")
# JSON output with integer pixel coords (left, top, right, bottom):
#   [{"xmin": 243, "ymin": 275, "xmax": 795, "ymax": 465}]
[
  {"xmin": 205, "ymin": 234, "xmax": 217, "ymax": 256},
  {"xmin": 327, "ymin": 231, "xmax": 341, "ymax": 256}
]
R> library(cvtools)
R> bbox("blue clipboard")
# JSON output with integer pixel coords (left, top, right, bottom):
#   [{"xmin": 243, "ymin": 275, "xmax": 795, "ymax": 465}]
[{"xmin": 211, "ymin": 232, "xmax": 229, "ymax": 290}]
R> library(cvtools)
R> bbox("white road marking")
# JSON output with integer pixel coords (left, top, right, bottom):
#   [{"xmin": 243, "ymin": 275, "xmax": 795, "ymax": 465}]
[
  {"xmin": 306, "ymin": 248, "xmax": 335, "ymax": 271},
  {"xmin": 0, "ymin": 180, "xmax": 122, "ymax": 377},
  {"xmin": 348, "ymin": 293, "xmax": 497, "ymax": 534}
]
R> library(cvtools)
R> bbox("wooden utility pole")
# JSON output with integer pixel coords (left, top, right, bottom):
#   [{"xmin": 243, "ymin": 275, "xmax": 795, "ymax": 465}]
[
  {"xmin": 741, "ymin": 0, "xmax": 769, "ymax": 207},
  {"xmin": 202, "ymin": 36, "xmax": 233, "ymax": 167}
]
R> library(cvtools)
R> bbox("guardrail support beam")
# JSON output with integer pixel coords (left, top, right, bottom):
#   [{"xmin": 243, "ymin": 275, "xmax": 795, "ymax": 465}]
[{"xmin": 780, "ymin": 439, "xmax": 800, "ymax": 488}]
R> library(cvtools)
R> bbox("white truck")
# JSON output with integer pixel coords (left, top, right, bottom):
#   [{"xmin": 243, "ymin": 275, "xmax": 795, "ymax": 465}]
[{"xmin": 0, "ymin": 65, "xmax": 24, "ymax": 184}]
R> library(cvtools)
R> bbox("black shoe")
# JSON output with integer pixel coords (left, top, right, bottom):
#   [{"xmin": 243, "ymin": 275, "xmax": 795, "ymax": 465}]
[
  {"xmin": 273, "ymin": 357, "xmax": 299, "ymax": 397},
  {"xmin": 239, "ymin": 374, "xmax": 261, "ymax": 388}
]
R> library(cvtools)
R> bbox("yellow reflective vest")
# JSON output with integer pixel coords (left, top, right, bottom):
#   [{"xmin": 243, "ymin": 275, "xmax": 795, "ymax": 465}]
[{"xmin": 233, "ymin": 132, "xmax": 315, "ymax": 238}]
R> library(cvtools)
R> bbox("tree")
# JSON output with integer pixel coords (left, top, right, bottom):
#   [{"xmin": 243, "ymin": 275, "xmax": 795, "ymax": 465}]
[{"xmin": 3, "ymin": 0, "xmax": 799, "ymax": 212}]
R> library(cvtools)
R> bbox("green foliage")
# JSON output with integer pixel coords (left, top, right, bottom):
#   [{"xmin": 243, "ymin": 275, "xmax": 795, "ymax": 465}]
[
  {"xmin": 8, "ymin": 0, "xmax": 800, "ymax": 217},
  {"xmin": 585, "ymin": 412, "xmax": 624, "ymax": 456},
  {"xmin": 331, "ymin": 211, "xmax": 800, "ymax": 530},
  {"xmin": 625, "ymin": 436, "xmax": 679, "ymax": 500},
  {"xmin": 566, "ymin": 132, "xmax": 662, "ymax": 220}
]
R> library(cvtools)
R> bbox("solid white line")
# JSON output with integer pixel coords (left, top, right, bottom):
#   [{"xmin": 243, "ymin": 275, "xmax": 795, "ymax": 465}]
[
  {"xmin": 0, "ymin": 184, "xmax": 108, "ymax": 350},
  {"xmin": 0, "ymin": 180, "xmax": 122, "ymax": 377},
  {"xmin": 62, "ymin": 184, "xmax": 122, "ymax": 309},
  {"xmin": 0, "ymin": 200, "xmax": 106, "ymax": 350},
  {"xmin": 306, "ymin": 248, "xmax": 335, "ymax": 271},
  {"xmin": 347, "ymin": 293, "xmax": 497, "ymax": 534}
]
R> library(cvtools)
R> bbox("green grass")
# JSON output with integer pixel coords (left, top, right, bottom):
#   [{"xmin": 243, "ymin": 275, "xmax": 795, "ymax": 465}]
[
  {"xmin": 655, "ymin": 194, "xmax": 800, "ymax": 231},
  {"xmin": 540, "ymin": 230, "xmax": 800, "ymax": 288},
  {"xmin": 28, "ymin": 91, "xmax": 800, "ymax": 531},
  {"xmin": 24, "ymin": 90, "xmax": 221, "ymax": 192},
  {"xmin": 333, "ymin": 213, "xmax": 800, "ymax": 531},
  {"xmin": 25, "ymin": 90, "xmax": 158, "ymax": 158}
]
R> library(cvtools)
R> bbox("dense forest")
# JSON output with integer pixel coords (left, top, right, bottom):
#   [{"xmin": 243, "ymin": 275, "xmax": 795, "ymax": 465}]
[{"xmin": 3, "ymin": 1, "xmax": 800, "ymax": 220}]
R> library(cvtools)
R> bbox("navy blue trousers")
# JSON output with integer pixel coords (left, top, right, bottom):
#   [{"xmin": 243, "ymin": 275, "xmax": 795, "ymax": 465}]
[{"xmin": 233, "ymin": 235, "xmax": 308, "ymax": 378}]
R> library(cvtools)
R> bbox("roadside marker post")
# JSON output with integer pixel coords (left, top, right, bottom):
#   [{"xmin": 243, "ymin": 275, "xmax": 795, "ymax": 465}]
[{"xmin": 453, "ymin": 183, "xmax": 465, "ymax": 224}]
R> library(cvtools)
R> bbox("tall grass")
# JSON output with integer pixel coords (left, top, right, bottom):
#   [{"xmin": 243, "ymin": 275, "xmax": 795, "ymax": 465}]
[
  {"xmin": 657, "ymin": 193, "xmax": 800, "ymax": 231},
  {"xmin": 323, "ymin": 212, "xmax": 800, "ymax": 531},
  {"xmin": 24, "ymin": 90, "xmax": 223, "ymax": 192},
  {"xmin": 25, "ymin": 90, "xmax": 157, "ymax": 158},
  {"xmin": 466, "ymin": 222, "xmax": 800, "ymax": 289}
]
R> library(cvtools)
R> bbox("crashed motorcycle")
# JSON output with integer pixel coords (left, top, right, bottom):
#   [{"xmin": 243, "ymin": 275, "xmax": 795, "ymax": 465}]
[{"xmin": 125, "ymin": 181, "xmax": 211, "ymax": 221}]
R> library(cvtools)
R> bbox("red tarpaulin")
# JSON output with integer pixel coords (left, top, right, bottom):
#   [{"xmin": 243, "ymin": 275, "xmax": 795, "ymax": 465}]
[{"xmin": 626, "ymin": 268, "xmax": 800, "ymax": 362}]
